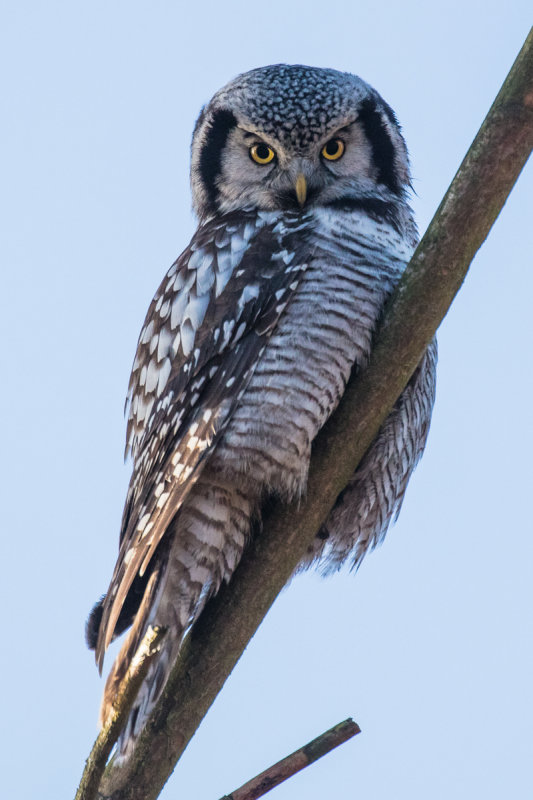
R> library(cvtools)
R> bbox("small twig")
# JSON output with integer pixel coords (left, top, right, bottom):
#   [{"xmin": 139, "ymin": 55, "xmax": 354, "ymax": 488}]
[
  {"xmin": 75, "ymin": 626, "xmax": 167, "ymax": 800},
  {"xmin": 219, "ymin": 719, "xmax": 361, "ymax": 800}
]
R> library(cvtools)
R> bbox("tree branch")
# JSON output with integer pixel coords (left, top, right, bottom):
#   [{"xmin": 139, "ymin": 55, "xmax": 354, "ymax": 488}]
[
  {"xmin": 219, "ymin": 718, "xmax": 361, "ymax": 800},
  {"xmin": 82, "ymin": 26, "xmax": 532, "ymax": 800}
]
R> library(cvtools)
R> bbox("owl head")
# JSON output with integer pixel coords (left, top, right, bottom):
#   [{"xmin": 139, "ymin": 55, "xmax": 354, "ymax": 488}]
[{"xmin": 190, "ymin": 64, "xmax": 411, "ymax": 221}]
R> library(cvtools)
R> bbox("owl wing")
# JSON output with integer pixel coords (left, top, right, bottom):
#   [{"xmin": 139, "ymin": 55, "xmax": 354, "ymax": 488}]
[{"xmin": 96, "ymin": 210, "xmax": 312, "ymax": 668}]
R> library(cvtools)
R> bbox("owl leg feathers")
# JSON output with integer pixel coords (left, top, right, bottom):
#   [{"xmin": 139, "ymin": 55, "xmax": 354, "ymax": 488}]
[{"xmin": 305, "ymin": 340, "xmax": 437, "ymax": 572}]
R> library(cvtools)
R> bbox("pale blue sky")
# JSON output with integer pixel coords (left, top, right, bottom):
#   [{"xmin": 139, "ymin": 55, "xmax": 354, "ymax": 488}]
[{"xmin": 1, "ymin": 4, "xmax": 531, "ymax": 799}]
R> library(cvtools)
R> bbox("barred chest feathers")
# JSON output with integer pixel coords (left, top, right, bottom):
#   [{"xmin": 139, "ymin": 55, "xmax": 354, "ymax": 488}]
[{"xmin": 215, "ymin": 205, "xmax": 417, "ymax": 497}]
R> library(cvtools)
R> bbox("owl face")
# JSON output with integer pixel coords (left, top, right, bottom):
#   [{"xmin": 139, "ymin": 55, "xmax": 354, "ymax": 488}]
[{"xmin": 190, "ymin": 64, "xmax": 411, "ymax": 220}]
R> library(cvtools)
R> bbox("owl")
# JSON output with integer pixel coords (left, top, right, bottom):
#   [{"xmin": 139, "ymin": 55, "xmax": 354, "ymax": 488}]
[{"xmin": 86, "ymin": 64, "xmax": 437, "ymax": 758}]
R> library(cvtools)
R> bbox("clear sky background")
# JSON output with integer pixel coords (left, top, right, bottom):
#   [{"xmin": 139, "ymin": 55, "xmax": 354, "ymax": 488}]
[{"xmin": 1, "ymin": 4, "xmax": 531, "ymax": 799}]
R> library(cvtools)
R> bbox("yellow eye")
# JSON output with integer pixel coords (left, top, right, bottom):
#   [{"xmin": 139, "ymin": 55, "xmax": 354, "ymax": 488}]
[
  {"xmin": 321, "ymin": 138, "xmax": 345, "ymax": 161},
  {"xmin": 249, "ymin": 143, "xmax": 276, "ymax": 165}
]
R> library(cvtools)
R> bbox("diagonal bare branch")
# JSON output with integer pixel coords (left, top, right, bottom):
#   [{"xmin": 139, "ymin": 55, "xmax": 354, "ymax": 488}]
[
  {"xmin": 76, "ymin": 26, "xmax": 532, "ymax": 800},
  {"xmin": 219, "ymin": 718, "xmax": 361, "ymax": 800}
]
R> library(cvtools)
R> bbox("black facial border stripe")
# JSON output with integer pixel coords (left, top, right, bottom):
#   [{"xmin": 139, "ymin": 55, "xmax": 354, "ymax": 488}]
[
  {"xmin": 357, "ymin": 98, "xmax": 401, "ymax": 194},
  {"xmin": 198, "ymin": 109, "xmax": 238, "ymax": 213}
]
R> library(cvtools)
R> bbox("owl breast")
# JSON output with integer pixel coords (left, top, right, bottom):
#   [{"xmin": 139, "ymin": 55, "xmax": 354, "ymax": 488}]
[{"xmin": 210, "ymin": 207, "xmax": 415, "ymax": 496}]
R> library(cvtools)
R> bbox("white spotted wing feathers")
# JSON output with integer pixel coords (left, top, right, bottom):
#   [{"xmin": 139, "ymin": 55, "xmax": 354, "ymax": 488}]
[{"xmin": 95, "ymin": 210, "xmax": 312, "ymax": 667}]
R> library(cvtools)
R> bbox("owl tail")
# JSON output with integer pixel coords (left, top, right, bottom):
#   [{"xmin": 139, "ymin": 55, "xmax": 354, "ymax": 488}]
[
  {"xmin": 96, "ymin": 476, "xmax": 254, "ymax": 759},
  {"xmin": 98, "ymin": 567, "xmax": 163, "ymax": 725},
  {"xmin": 99, "ymin": 561, "xmax": 214, "ymax": 761},
  {"xmin": 97, "ymin": 571, "xmax": 183, "ymax": 759},
  {"xmin": 104, "ymin": 630, "xmax": 181, "ymax": 762}
]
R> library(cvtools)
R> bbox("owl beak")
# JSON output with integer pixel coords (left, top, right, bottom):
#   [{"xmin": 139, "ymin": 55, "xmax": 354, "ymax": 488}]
[{"xmin": 294, "ymin": 173, "xmax": 307, "ymax": 207}]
